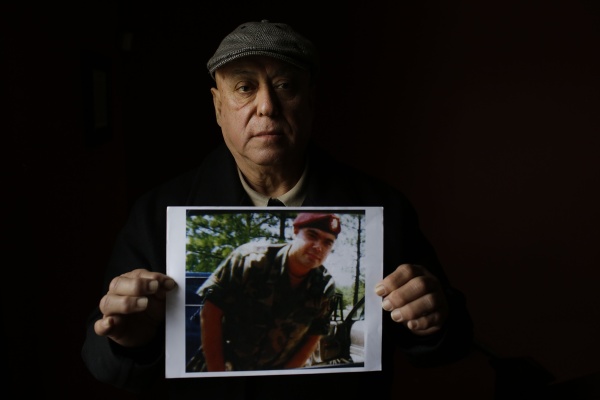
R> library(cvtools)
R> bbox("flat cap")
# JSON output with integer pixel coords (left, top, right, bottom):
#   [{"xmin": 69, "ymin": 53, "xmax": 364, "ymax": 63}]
[
  {"xmin": 293, "ymin": 213, "xmax": 341, "ymax": 238},
  {"xmin": 207, "ymin": 20, "xmax": 319, "ymax": 80}
]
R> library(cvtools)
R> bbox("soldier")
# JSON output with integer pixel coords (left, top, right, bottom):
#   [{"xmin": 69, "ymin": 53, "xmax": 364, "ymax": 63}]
[{"xmin": 189, "ymin": 212, "xmax": 341, "ymax": 372}]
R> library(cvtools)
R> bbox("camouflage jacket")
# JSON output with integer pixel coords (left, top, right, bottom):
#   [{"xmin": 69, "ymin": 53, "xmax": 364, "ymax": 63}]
[{"xmin": 196, "ymin": 242, "xmax": 336, "ymax": 371}]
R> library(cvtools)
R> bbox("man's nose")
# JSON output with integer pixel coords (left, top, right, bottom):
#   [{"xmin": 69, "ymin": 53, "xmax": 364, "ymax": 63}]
[
  {"xmin": 312, "ymin": 240, "xmax": 323, "ymax": 252},
  {"xmin": 256, "ymin": 85, "xmax": 279, "ymax": 117}
]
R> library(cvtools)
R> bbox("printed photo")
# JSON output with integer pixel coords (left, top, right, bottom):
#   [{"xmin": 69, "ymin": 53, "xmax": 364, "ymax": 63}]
[{"xmin": 165, "ymin": 207, "xmax": 383, "ymax": 378}]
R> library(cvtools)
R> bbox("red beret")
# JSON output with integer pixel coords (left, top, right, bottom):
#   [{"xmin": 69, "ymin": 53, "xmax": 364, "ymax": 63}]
[{"xmin": 293, "ymin": 213, "xmax": 341, "ymax": 237}]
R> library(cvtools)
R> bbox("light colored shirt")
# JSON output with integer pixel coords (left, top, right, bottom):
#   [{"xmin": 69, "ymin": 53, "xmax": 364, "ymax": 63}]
[{"xmin": 237, "ymin": 163, "xmax": 309, "ymax": 207}]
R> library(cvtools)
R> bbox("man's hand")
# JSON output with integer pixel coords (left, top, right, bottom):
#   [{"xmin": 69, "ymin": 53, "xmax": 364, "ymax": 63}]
[
  {"xmin": 93, "ymin": 269, "xmax": 177, "ymax": 347},
  {"xmin": 375, "ymin": 264, "xmax": 448, "ymax": 336}
]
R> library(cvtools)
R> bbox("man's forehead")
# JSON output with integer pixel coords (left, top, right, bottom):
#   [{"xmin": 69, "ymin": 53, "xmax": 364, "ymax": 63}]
[{"xmin": 301, "ymin": 227, "xmax": 337, "ymax": 241}]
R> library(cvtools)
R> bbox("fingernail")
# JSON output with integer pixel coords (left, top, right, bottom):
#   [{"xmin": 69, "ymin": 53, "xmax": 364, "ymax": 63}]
[
  {"xmin": 148, "ymin": 280, "xmax": 159, "ymax": 292},
  {"xmin": 382, "ymin": 299, "xmax": 393, "ymax": 311},
  {"xmin": 407, "ymin": 320, "xmax": 417, "ymax": 330},
  {"xmin": 375, "ymin": 285, "xmax": 387, "ymax": 296},
  {"xmin": 164, "ymin": 279, "xmax": 176, "ymax": 290},
  {"xmin": 391, "ymin": 310, "xmax": 403, "ymax": 322},
  {"xmin": 137, "ymin": 297, "xmax": 148, "ymax": 309}
]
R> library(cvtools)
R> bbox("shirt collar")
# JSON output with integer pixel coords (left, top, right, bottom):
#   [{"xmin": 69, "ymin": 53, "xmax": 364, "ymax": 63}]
[{"xmin": 238, "ymin": 162, "xmax": 309, "ymax": 207}]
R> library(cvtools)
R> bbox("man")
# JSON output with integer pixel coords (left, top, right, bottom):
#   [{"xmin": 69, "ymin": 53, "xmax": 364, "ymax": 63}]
[
  {"xmin": 82, "ymin": 20, "xmax": 473, "ymax": 399},
  {"xmin": 189, "ymin": 213, "xmax": 340, "ymax": 372}
]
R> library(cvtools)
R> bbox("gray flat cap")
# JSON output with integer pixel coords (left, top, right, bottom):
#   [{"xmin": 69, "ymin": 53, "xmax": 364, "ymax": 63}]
[{"xmin": 207, "ymin": 20, "xmax": 319, "ymax": 80}]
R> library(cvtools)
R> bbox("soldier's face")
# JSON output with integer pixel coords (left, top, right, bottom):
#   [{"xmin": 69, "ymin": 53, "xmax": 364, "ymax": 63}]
[
  {"xmin": 289, "ymin": 227, "xmax": 336, "ymax": 271},
  {"xmin": 211, "ymin": 56, "xmax": 315, "ymax": 171}
]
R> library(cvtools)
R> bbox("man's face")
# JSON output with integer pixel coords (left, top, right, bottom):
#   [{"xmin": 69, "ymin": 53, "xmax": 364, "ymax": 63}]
[
  {"xmin": 289, "ymin": 227, "xmax": 336, "ymax": 272},
  {"xmin": 211, "ymin": 56, "xmax": 315, "ymax": 169}
]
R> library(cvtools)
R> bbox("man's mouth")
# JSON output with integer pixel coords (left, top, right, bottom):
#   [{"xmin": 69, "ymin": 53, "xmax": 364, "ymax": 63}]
[
  {"xmin": 254, "ymin": 129, "xmax": 281, "ymax": 137},
  {"xmin": 306, "ymin": 252, "xmax": 320, "ymax": 262}
]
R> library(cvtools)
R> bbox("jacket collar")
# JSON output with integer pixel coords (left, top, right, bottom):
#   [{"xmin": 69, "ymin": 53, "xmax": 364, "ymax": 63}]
[{"xmin": 187, "ymin": 143, "xmax": 251, "ymax": 206}]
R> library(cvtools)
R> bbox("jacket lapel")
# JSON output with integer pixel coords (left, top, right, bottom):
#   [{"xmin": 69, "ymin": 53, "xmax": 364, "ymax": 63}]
[{"xmin": 187, "ymin": 143, "xmax": 252, "ymax": 206}]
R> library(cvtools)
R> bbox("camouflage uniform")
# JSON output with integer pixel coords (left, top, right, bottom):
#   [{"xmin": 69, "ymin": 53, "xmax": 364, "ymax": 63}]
[{"xmin": 195, "ymin": 242, "xmax": 336, "ymax": 371}]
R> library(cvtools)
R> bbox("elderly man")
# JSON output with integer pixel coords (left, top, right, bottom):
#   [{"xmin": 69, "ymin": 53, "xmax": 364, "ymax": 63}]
[{"xmin": 82, "ymin": 20, "xmax": 473, "ymax": 399}]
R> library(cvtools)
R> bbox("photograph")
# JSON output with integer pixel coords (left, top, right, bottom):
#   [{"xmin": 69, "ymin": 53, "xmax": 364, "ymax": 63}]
[{"xmin": 165, "ymin": 207, "xmax": 383, "ymax": 378}]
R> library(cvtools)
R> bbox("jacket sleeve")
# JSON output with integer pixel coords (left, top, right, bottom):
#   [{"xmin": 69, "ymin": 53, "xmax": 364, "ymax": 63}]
[
  {"xmin": 80, "ymin": 189, "xmax": 170, "ymax": 393},
  {"xmin": 81, "ymin": 311, "xmax": 164, "ymax": 393}
]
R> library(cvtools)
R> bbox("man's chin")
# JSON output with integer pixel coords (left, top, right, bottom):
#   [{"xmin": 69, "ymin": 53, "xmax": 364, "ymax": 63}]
[
  {"xmin": 304, "ymin": 255, "xmax": 322, "ymax": 268},
  {"xmin": 248, "ymin": 150, "xmax": 292, "ymax": 167}
]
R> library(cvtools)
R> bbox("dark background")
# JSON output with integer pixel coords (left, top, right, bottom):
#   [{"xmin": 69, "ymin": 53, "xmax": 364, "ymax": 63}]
[{"xmin": 3, "ymin": 1, "xmax": 599, "ymax": 398}]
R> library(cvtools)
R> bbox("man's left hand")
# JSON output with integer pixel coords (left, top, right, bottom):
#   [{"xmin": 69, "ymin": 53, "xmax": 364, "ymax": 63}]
[{"xmin": 375, "ymin": 264, "xmax": 449, "ymax": 336}]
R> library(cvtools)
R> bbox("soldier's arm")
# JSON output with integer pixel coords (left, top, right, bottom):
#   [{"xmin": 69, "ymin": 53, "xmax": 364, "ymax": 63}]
[
  {"xmin": 200, "ymin": 300, "xmax": 226, "ymax": 371},
  {"xmin": 284, "ymin": 334, "xmax": 322, "ymax": 369}
]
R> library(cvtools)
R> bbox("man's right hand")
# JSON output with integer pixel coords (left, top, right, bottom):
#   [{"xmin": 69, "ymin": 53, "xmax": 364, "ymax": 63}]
[{"xmin": 94, "ymin": 269, "xmax": 177, "ymax": 348}]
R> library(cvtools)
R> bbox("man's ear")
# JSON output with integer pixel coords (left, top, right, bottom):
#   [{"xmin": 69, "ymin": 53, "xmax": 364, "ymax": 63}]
[{"xmin": 211, "ymin": 86, "xmax": 222, "ymax": 127}]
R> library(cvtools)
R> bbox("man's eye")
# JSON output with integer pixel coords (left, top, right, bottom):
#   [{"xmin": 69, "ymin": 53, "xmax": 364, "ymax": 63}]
[
  {"xmin": 275, "ymin": 81, "xmax": 292, "ymax": 90},
  {"xmin": 237, "ymin": 85, "xmax": 251, "ymax": 92}
]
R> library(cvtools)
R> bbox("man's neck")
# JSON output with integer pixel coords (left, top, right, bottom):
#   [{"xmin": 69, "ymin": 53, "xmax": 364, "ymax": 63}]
[
  {"xmin": 286, "ymin": 256, "xmax": 310, "ymax": 289},
  {"xmin": 237, "ymin": 159, "xmax": 306, "ymax": 198}
]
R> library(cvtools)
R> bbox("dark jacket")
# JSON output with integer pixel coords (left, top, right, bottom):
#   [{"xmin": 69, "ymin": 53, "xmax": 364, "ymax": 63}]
[{"xmin": 81, "ymin": 142, "xmax": 473, "ymax": 400}]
